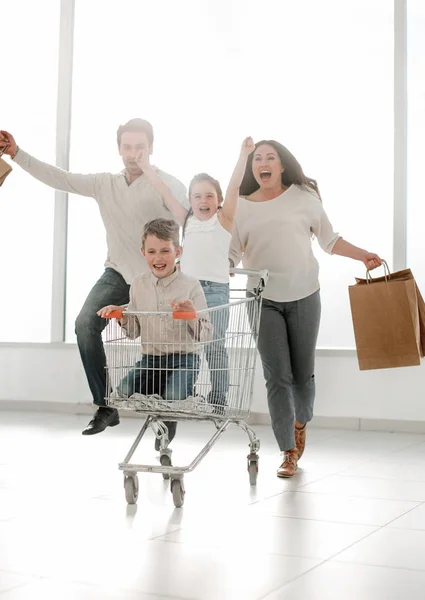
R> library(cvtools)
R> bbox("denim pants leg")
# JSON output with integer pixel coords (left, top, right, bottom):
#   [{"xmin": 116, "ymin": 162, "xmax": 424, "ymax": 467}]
[
  {"xmin": 116, "ymin": 362, "xmax": 140, "ymax": 397},
  {"xmin": 200, "ymin": 281, "xmax": 230, "ymax": 405},
  {"xmin": 256, "ymin": 291, "xmax": 321, "ymax": 451},
  {"xmin": 126, "ymin": 354, "xmax": 199, "ymax": 445},
  {"xmin": 118, "ymin": 355, "xmax": 165, "ymax": 397},
  {"xmin": 164, "ymin": 353, "xmax": 200, "ymax": 401},
  {"xmin": 75, "ymin": 268, "xmax": 130, "ymax": 406},
  {"xmin": 122, "ymin": 355, "xmax": 178, "ymax": 444}
]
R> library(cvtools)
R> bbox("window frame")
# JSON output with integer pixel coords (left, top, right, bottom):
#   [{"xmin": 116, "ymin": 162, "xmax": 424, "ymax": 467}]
[{"xmin": 18, "ymin": 0, "xmax": 407, "ymax": 350}]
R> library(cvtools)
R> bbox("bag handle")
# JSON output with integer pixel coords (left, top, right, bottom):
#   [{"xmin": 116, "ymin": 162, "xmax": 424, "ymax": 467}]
[{"xmin": 366, "ymin": 259, "xmax": 390, "ymax": 284}]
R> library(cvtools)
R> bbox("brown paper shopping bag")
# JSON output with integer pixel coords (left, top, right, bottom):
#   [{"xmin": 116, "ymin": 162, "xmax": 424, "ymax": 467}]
[
  {"xmin": 415, "ymin": 282, "xmax": 425, "ymax": 355},
  {"xmin": 349, "ymin": 261, "xmax": 423, "ymax": 370},
  {"xmin": 364, "ymin": 268, "xmax": 425, "ymax": 357},
  {"xmin": 0, "ymin": 146, "xmax": 12, "ymax": 186}
]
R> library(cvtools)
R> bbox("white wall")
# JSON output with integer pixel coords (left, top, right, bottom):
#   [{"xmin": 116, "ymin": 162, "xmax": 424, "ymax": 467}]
[{"xmin": 1, "ymin": 344, "xmax": 425, "ymax": 424}]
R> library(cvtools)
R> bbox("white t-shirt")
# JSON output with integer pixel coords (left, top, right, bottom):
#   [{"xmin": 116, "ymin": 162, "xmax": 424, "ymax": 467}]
[
  {"xmin": 13, "ymin": 149, "xmax": 189, "ymax": 284},
  {"xmin": 180, "ymin": 213, "xmax": 231, "ymax": 284},
  {"xmin": 229, "ymin": 185, "xmax": 340, "ymax": 302}
]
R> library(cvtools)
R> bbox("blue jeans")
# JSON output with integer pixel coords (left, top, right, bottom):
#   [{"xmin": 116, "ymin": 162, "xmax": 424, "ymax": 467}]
[
  {"xmin": 118, "ymin": 353, "xmax": 200, "ymax": 445},
  {"xmin": 118, "ymin": 353, "xmax": 200, "ymax": 400},
  {"xmin": 75, "ymin": 268, "xmax": 130, "ymax": 406},
  {"xmin": 200, "ymin": 281, "xmax": 230, "ymax": 406}
]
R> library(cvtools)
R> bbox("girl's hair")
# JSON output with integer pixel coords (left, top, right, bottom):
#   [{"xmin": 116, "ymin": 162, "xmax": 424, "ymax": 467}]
[
  {"xmin": 142, "ymin": 218, "xmax": 180, "ymax": 248},
  {"xmin": 239, "ymin": 140, "xmax": 321, "ymax": 201},
  {"xmin": 183, "ymin": 173, "xmax": 224, "ymax": 234}
]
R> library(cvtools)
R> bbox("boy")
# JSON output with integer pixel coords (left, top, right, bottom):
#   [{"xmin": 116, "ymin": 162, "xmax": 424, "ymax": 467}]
[{"xmin": 98, "ymin": 218, "xmax": 211, "ymax": 447}]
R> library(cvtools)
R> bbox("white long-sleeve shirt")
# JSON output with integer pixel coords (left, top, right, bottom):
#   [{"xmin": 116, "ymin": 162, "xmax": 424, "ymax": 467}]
[
  {"xmin": 229, "ymin": 185, "xmax": 340, "ymax": 302},
  {"xmin": 180, "ymin": 214, "xmax": 232, "ymax": 284},
  {"xmin": 13, "ymin": 149, "xmax": 189, "ymax": 284}
]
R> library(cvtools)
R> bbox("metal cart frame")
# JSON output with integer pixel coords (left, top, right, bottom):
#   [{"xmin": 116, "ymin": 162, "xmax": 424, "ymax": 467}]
[{"xmin": 103, "ymin": 268, "xmax": 268, "ymax": 507}]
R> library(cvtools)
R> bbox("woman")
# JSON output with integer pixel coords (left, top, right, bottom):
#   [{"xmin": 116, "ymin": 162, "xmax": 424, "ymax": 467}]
[{"xmin": 229, "ymin": 140, "xmax": 381, "ymax": 478}]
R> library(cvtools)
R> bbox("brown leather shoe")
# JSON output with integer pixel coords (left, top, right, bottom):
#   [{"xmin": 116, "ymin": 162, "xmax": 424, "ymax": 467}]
[
  {"xmin": 277, "ymin": 448, "xmax": 299, "ymax": 478},
  {"xmin": 295, "ymin": 423, "xmax": 307, "ymax": 459}
]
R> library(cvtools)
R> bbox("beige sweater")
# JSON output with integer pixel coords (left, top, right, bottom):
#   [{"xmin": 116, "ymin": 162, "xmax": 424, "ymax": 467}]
[
  {"xmin": 13, "ymin": 149, "xmax": 189, "ymax": 284},
  {"xmin": 229, "ymin": 185, "xmax": 340, "ymax": 302}
]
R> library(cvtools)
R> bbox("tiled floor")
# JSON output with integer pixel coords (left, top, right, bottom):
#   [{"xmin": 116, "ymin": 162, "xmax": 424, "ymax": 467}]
[{"xmin": 1, "ymin": 411, "xmax": 425, "ymax": 599}]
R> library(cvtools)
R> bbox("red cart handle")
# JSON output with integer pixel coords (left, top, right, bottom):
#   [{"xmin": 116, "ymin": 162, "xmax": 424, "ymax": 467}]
[
  {"xmin": 105, "ymin": 309, "xmax": 123, "ymax": 319},
  {"xmin": 104, "ymin": 309, "xmax": 197, "ymax": 320},
  {"xmin": 172, "ymin": 310, "xmax": 197, "ymax": 320}
]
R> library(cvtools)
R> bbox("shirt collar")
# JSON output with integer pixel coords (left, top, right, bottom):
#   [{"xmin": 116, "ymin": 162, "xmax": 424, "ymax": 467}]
[{"xmin": 149, "ymin": 268, "xmax": 179, "ymax": 287}]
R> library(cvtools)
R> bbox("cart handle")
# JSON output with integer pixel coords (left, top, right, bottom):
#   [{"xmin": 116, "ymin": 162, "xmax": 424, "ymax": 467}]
[
  {"xmin": 104, "ymin": 308, "xmax": 197, "ymax": 320},
  {"xmin": 104, "ymin": 309, "xmax": 124, "ymax": 319},
  {"xmin": 172, "ymin": 310, "xmax": 198, "ymax": 320},
  {"xmin": 230, "ymin": 268, "xmax": 269, "ymax": 289}
]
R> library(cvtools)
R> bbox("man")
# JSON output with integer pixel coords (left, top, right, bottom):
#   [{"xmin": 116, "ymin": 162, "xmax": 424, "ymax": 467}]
[{"xmin": 0, "ymin": 119, "xmax": 189, "ymax": 435}]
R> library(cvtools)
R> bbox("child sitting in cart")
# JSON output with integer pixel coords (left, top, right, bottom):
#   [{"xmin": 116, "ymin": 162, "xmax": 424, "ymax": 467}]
[{"xmin": 97, "ymin": 218, "xmax": 212, "ymax": 447}]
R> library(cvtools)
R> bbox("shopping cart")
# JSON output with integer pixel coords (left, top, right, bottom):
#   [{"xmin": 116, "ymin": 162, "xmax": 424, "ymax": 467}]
[{"xmin": 103, "ymin": 268, "xmax": 268, "ymax": 507}]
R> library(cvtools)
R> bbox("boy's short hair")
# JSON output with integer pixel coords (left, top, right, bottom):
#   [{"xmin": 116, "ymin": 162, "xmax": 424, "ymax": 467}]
[
  {"xmin": 116, "ymin": 118, "xmax": 154, "ymax": 147},
  {"xmin": 142, "ymin": 218, "xmax": 180, "ymax": 248}
]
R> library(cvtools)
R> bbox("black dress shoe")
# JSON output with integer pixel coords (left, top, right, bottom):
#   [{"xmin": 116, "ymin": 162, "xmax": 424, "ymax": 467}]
[
  {"xmin": 154, "ymin": 421, "xmax": 177, "ymax": 451},
  {"xmin": 82, "ymin": 407, "xmax": 120, "ymax": 435}
]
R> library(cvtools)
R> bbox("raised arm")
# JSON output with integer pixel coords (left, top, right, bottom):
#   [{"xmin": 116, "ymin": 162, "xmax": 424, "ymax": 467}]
[
  {"xmin": 136, "ymin": 150, "xmax": 188, "ymax": 226},
  {"xmin": 219, "ymin": 137, "xmax": 255, "ymax": 233},
  {"xmin": 0, "ymin": 130, "xmax": 97, "ymax": 197}
]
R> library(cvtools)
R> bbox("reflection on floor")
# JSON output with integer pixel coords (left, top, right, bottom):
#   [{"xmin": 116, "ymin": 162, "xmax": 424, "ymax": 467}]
[{"xmin": 2, "ymin": 411, "xmax": 425, "ymax": 599}]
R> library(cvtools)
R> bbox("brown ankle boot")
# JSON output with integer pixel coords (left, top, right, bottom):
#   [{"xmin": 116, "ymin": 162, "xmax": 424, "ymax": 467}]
[
  {"xmin": 295, "ymin": 423, "xmax": 307, "ymax": 459},
  {"xmin": 277, "ymin": 448, "xmax": 299, "ymax": 478}
]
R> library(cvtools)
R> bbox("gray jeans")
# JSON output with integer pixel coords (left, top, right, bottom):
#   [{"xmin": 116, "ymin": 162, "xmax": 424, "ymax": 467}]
[{"xmin": 256, "ymin": 290, "xmax": 321, "ymax": 451}]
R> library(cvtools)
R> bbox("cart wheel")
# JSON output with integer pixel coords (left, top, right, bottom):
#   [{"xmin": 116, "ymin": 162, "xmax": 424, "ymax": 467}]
[
  {"xmin": 247, "ymin": 455, "xmax": 259, "ymax": 486},
  {"xmin": 171, "ymin": 478, "xmax": 185, "ymax": 508},
  {"xmin": 124, "ymin": 475, "xmax": 139, "ymax": 505},
  {"xmin": 160, "ymin": 453, "xmax": 172, "ymax": 480}
]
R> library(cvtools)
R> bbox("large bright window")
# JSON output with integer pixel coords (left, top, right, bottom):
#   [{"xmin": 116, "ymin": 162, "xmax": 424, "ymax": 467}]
[
  {"xmin": 66, "ymin": 0, "xmax": 393, "ymax": 347},
  {"xmin": 407, "ymin": 1, "xmax": 425, "ymax": 295},
  {"xmin": 0, "ymin": 1, "xmax": 59, "ymax": 342}
]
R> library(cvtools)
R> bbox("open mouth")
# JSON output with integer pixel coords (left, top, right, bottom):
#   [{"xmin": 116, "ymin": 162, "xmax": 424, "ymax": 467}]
[
  {"xmin": 259, "ymin": 170, "xmax": 272, "ymax": 182},
  {"xmin": 153, "ymin": 264, "xmax": 167, "ymax": 272},
  {"xmin": 199, "ymin": 207, "xmax": 211, "ymax": 214}
]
